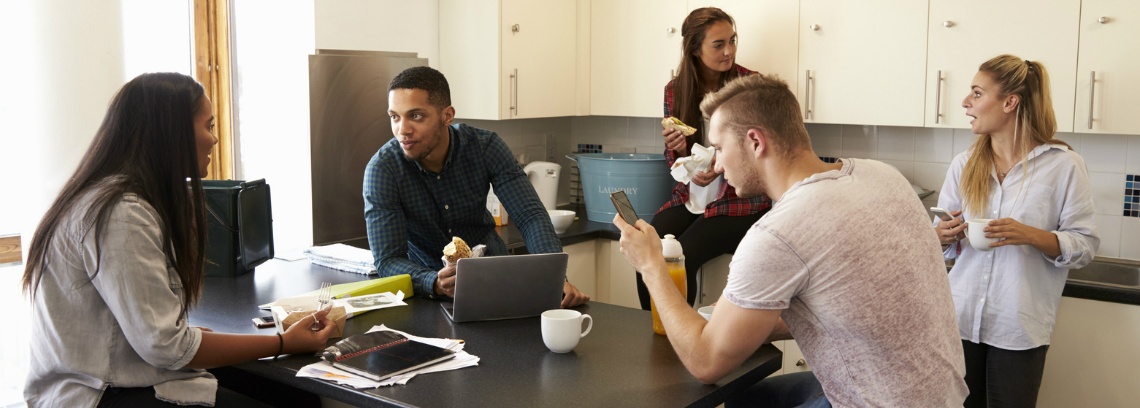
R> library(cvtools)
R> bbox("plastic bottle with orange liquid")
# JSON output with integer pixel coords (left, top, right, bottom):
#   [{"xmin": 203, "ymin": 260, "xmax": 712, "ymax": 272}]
[{"xmin": 651, "ymin": 234, "xmax": 686, "ymax": 335}]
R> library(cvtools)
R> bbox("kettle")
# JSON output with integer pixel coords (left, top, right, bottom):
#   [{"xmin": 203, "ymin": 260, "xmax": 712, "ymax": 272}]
[{"xmin": 523, "ymin": 161, "xmax": 561, "ymax": 210}]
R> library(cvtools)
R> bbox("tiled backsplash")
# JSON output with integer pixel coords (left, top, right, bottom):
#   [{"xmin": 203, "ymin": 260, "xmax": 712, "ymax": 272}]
[{"xmin": 561, "ymin": 115, "xmax": 1139, "ymax": 261}]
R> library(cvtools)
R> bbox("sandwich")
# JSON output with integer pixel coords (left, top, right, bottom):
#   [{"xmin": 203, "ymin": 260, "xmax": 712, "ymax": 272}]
[
  {"xmin": 661, "ymin": 117, "xmax": 697, "ymax": 136},
  {"xmin": 443, "ymin": 236, "xmax": 471, "ymax": 264}
]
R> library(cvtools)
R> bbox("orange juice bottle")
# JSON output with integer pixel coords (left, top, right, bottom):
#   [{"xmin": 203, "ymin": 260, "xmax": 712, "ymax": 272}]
[{"xmin": 651, "ymin": 234, "xmax": 686, "ymax": 335}]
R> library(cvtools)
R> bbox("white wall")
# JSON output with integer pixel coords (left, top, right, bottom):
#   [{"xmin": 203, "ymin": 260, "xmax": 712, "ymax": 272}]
[{"xmin": 314, "ymin": 0, "xmax": 440, "ymax": 67}]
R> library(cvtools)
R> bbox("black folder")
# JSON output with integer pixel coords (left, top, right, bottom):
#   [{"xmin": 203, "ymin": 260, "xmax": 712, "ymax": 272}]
[{"xmin": 320, "ymin": 331, "xmax": 456, "ymax": 381}]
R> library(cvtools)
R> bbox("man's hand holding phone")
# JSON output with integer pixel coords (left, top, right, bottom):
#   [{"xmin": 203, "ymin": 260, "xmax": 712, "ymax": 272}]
[{"xmin": 610, "ymin": 191, "xmax": 640, "ymax": 228}]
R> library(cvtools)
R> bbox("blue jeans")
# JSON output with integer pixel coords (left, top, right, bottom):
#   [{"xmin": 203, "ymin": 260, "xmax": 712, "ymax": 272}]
[{"xmin": 726, "ymin": 371, "xmax": 831, "ymax": 408}]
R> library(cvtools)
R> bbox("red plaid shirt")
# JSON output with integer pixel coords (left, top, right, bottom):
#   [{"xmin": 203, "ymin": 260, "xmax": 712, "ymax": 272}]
[{"xmin": 659, "ymin": 64, "xmax": 771, "ymax": 218}]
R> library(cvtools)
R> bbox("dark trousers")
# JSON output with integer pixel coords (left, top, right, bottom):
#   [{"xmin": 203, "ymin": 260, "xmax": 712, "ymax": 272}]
[
  {"xmin": 636, "ymin": 205, "xmax": 766, "ymax": 309},
  {"xmin": 97, "ymin": 386, "xmax": 271, "ymax": 408},
  {"xmin": 98, "ymin": 367, "xmax": 321, "ymax": 408},
  {"xmin": 961, "ymin": 340, "xmax": 1050, "ymax": 408}
]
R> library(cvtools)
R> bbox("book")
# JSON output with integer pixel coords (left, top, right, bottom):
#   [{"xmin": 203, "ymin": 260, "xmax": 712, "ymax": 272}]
[{"xmin": 320, "ymin": 331, "xmax": 456, "ymax": 382}]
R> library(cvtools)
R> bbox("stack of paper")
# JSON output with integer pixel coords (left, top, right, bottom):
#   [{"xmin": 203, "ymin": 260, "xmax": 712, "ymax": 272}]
[
  {"xmin": 297, "ymin": 325, "xmax": 480, "ymax": 388},
  {"xmin": 304, "ymin": 244, "xmax": 377, "ymax": 275}
]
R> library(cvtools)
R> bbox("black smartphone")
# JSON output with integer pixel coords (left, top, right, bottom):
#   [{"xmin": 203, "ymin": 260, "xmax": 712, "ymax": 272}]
[
  {"xmin": 252, "ymin": 316, "xmax": 275, "ymax": 328},
  {"xmin": 610, "ymin": 191, "xmax": 639, "ymax": 226}
]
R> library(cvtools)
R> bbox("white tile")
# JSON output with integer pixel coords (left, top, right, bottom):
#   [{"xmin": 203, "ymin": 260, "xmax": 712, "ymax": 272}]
[
  {"xmin": 636, "ymin": 146, "xmax": 663, "ymax": 154},
  {"xmin": 877, "ymin": 126, "xmax": 915, "ymax": 161},
  {"xmin": 1128, "ymin": 135, "xmax": 1140, "ymax": 175},
  {"xmin": 953, "ymin": 129, "xmax": 977, "ymax": 159},
  {"xmin": 595, "ymin": 116, "xmax": 630, "ymax": 145},
  {"xmin": 879, "ymin": 160, "xmax": 914, "ymax": 183},
  {"xmin": 842, "ymin": 125, "xmax": 877, "ymax": 159},
  {"xmin": 914, "ymin": 127, "xmax": 955, "ymax": 163},
  {"xmin": 1095, "ymin": 215, "xmax": 1122, "ymax": 258},
  {"xmin": 1088, "ymin": 172, "xmax": 1125, "ymax": 216},
  {"xmin": 1081, "ymin": 134, "xmax": 1128, "ymax": 173},
  {"xmin": 1054, "ymin": 132, "xmax": 1081, "ymax": 155},
  {"xmin": 914, "ymin": 162, "xmax": 951, "ymax": 195},
  {"xmin": 805, "ymin": 123, "xmax": 842, "ymax": 158},
  {"xmin": 1120, "ymin": 217, "xmax": 1140, "ymax": 261}
]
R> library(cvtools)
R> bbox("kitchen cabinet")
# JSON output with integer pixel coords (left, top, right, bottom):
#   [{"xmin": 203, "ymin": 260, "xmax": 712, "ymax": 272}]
[
  {"xmin": 440, "ymin": 0, "xmax": 577, "ymax": 120},
  {"xmin": 589, "ymin": 0, "xmax": 687, "ymax": 118},
  {"xmin": 564, "ymin": 240, "xmax": 597, "ymax": 299},
  {"xmin": 1038, "ymin": 296, "xmax": 1140, "ymax": 408},
  {"xmin": 798, "ymin": 0, "xmax": 928, "ymax": 127},
  {"xmin": 688, "ymin": 0, "xmax": 800, "ymax": 99},
  {"xmin": 1074, "ymin": 0, "xmax": 1140, "ymax": 135},
  {"xmin": 925, "ymin": 0, "xmax": 1080, "ymax": 131}
]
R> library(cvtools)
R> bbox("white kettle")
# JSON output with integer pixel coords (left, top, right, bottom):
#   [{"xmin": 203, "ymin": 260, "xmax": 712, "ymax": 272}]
[{"xmin": 523, "ymin": 161, "xmax": 561, "ymax": 210}]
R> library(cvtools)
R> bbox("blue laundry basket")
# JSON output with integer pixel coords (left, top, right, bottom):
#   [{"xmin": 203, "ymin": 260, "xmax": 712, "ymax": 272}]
[{"xmin": 569, "ymin": 153, "xmax": 675, "ymax": 223}]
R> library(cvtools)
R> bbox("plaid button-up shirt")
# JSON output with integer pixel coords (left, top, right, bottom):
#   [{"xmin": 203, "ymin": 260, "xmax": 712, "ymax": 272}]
[
  {"xmin": 660, "ymin": 64, "xmax": 771, "ymax": 217},
  {"xmin": 364, "ymin": 123, "xmax": 562, "ymax": 296}
]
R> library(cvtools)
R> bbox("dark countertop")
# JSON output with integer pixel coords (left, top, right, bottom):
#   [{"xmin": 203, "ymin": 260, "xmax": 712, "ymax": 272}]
[
  {"xmin": 190, "ymin": 260, "xmax": 781, "ymax": 408},
  {"xmin": 498, "ymin": 204, "xmax": 620, "ymax": 253}
]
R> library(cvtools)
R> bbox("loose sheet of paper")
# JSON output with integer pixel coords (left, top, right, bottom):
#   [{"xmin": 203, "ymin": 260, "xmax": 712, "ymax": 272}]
[{"xmin": 297, "ymin": 324, "xmax": 479, "ymax": 388}]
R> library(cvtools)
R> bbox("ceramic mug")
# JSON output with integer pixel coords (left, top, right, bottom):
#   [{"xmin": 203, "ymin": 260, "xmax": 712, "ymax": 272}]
[
  {"xmin": 967, "ymin": 219, "xmax": 1000, "ymax": 252},
  {"xmin": 541, "ymin": 309, "xmax": 593, "ymax": 353}
]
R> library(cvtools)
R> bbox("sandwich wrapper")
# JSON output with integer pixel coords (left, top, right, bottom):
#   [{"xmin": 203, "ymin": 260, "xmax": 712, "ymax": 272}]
[
  {"xmin": 441, "ymin": 244, "xmax": 486, "ymax": 266},
  {"xmin": 270, "ymin": 291, "xmax": 408, "ymax": 338},
  {"xmin": 670, "ymin": 143, "xmax": 715, "ymax": 184}
]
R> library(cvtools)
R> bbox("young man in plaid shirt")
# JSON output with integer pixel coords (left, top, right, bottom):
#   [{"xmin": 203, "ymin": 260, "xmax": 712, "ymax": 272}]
[{"xmin": 363, "ymin": 66, "xmax": 588, "ymax": 307}]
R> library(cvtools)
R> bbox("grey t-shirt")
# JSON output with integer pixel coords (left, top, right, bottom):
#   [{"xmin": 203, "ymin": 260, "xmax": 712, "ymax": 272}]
[{"xmin": 724, "ymin": 159, "xmax": 967, "ymax": 407}]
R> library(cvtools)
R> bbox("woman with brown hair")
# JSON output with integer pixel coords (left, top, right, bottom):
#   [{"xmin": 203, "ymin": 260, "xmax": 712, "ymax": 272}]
[
  {"xmin": 637, "ymin": 7, "xmax": 772, "ymax": 311},
  {"xmin": 935, "ymin": 55, "xmax": 1098, "ymax": 408},
  {"xmin": 23, "ymin": 73, "xmax": 336, "ymax": 407}
]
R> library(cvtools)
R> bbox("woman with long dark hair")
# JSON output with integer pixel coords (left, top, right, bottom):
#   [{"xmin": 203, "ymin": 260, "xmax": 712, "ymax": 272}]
[
  {"xmin": 23, "ymin": 73, "xmax": 335, "ymax": 407},
  {"xmin": 637, "ymin": 7, "xmax": 772, "ymax": 310},
  {"xmin": 935, "ymin": 55, "xmax": 1098, "ymax": 407}
]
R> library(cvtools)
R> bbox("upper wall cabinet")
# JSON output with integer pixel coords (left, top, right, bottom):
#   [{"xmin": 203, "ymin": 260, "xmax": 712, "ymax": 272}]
[
  {"xmin": 798, "ymin": 0, "xmax": 928, "ymax": 127},
  {"xmin": 689, "ymin": 1, "xmax": 800, "ymax": 99},
  {"xmin": 440, "ymin": 0, "xmax": 577, "ymax": 120},
  {"xmin": 1075, "ymin": 0, "xmax": 1140, "ymax": 135},
  {"xmin": 926, "ymin": 0, "xmax": 1080, "ymax": 131},
  {"xmin": 590, "ymin": 0, "xmax": 687, "ymax": 118}
]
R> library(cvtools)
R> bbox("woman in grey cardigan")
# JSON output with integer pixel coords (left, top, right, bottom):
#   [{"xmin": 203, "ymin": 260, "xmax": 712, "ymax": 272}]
[{"xmin": 22, "ymin": 73, "xmax": 336, "ymax": 407}]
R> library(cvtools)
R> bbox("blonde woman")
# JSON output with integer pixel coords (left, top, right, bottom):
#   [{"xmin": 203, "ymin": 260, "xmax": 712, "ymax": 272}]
[{"xmin": 934, "ymin": 55, "xmax": 1098, "ymax": 408}]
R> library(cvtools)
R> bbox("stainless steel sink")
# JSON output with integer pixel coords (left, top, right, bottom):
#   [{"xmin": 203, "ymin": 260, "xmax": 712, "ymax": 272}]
[{"xmin": 1067, "ymin": 258, "xmax": 1140, "ymax": 288}]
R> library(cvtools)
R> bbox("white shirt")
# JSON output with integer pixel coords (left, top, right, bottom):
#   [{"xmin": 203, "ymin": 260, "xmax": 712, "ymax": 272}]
[{"xmin": 938, "ymin": 143, "xmax": 1099, "ymax": 350}]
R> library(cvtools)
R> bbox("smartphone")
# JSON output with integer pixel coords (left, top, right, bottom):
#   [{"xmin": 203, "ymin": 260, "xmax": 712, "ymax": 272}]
[
  {"xmin": 610, "ymin": 191, "xmax": 639, "ymax": 226},
  {"xmin": 252, "ymin": 316, "xmax": 275, "ymax": 328},
  {"xmin": 930, "ymin": 207, "xmax": 955, "ymax": 222}
]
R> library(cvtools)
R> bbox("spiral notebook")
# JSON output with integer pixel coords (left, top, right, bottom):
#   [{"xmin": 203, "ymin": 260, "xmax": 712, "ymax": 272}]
[{"xmin": 320, "ymin": 331, "xmax": 456, "ymax": 381}]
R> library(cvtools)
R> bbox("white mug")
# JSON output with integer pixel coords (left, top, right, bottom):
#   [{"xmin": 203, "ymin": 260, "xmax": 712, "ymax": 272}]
[
  {"xmin": 541, "ymin": 309, "xmax": 593, "ymax": 353},
  {"xmin": 967, "ymin": 219, "xmax": 1000, "ymax": 252}
]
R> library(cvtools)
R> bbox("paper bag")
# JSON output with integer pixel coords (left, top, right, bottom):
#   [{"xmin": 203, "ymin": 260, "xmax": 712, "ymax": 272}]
[{"xmin": 278, "ymin": 306, "xmax": 348, "ymax": 338}]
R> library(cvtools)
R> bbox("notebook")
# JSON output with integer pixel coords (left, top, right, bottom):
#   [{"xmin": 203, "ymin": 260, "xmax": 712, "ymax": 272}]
[
  {"xmin": 320, "ymin": 331, "xmax": 456, "ymax": 381},
  {"xmin": 440, "ymin": 252, "xmax": 568, "ymax": 322}
]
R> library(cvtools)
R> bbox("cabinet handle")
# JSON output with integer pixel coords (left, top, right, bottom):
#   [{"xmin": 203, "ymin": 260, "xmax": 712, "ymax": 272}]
[
  {"xmin": 943, "ymin": 21, "xmax": 954, "ymax": 28},
  {"xmin": 796, "ymin": 359, "xmax": 806, "ymax": 367},
  {"xmin": 805, "ymin": 70, "xmax": 814, "ymax": 120},
  {"xmin": 1088, "ymin": 71, "xmax": 1096, "ymax": 129},
  {"xmin": 667, "ymin": 27, "xmax": 676, "ymax": 34},
  {"xmin": 935, "ymin": 70, "xmax": 943, "ymax": 124},
  {"xmin": 810, "ymin": 24, "xmax": 820, "ymax": 31},
  {"xmin": 512, "ymin": 24, "xmax": 520, "ymax": 33},
  {"xmin": 1098, "ymin": 17, "xmax": 1110, "ymax": 24},
  {"xmin": 510, "ymin": 69, "xmax": 518, "ymax": 117}
]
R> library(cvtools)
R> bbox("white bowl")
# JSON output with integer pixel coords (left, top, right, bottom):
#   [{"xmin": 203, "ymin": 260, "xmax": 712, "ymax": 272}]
[
  {"xmin": 549, "ymin": 210, "xmax": 576, "ymax": 234},
  {"xmin": 698, "ymin": 306, "xmax": 714, "ymax": 320}
]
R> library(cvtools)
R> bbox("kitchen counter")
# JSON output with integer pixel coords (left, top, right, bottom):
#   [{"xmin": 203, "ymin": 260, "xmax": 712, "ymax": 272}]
[{"xmin": 503, "ymin": 206, "xmax": 1140, "ymax": 307}]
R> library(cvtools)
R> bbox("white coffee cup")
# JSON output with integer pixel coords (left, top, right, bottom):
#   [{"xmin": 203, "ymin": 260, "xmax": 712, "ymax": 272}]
[
  {"xmin": 541, "ymin": 309, "xmax": 593, "ymax": 353},
  {"xmin": 967, "ymin": 219, "xmax": 999, "ymax": 252}
]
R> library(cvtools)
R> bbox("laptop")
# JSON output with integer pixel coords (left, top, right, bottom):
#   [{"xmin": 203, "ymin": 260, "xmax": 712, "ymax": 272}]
[{"xmin": 440, "ymin": 253, "xmax": 568, "ymax": 322}]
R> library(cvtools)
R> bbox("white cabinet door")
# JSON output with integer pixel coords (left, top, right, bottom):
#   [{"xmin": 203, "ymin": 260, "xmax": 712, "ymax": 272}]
[
  {"xmin": 502, "ymin": 0, "xmax": 578, "ymax": 119},
  {"xmin": 1075, "ymin": 0, "xmax": 1140, "ymax": 135},
  {"xmin": 590, "ymin": 0, "xmax": 686, "ymax": 118},
  {"xmin": 563, "ymin": 240, "xmax": 597, "ymax": 298},
  {"xmin": 440, "ymin": 0, "xmax": 502, "ymax": 120},
  {"xmin": 926, "ymin": 0, "xmax": 1080, "ymax": 131},
  {"xmin": 798, "ymin": 0, "xmax": 928, "ymax": 127},
  {"xmin": 688, "ymin": 0, "xmax": 800, "ymax": 98}
]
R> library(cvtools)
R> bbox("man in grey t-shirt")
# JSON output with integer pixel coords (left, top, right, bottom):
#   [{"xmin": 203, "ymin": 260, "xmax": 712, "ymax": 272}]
[{"xmin": 614, "ymin": 74, "xmax": 967, "ymax": 407}]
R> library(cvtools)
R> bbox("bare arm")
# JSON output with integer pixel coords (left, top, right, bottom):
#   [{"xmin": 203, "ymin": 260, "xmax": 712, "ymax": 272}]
[
  {"xmin": 186, "ymin": 309, "xmax": 334, "ymax": 369},
  {"xmin": 616, "ymin": 215, "xmax": 781, "ymax": 384}
]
